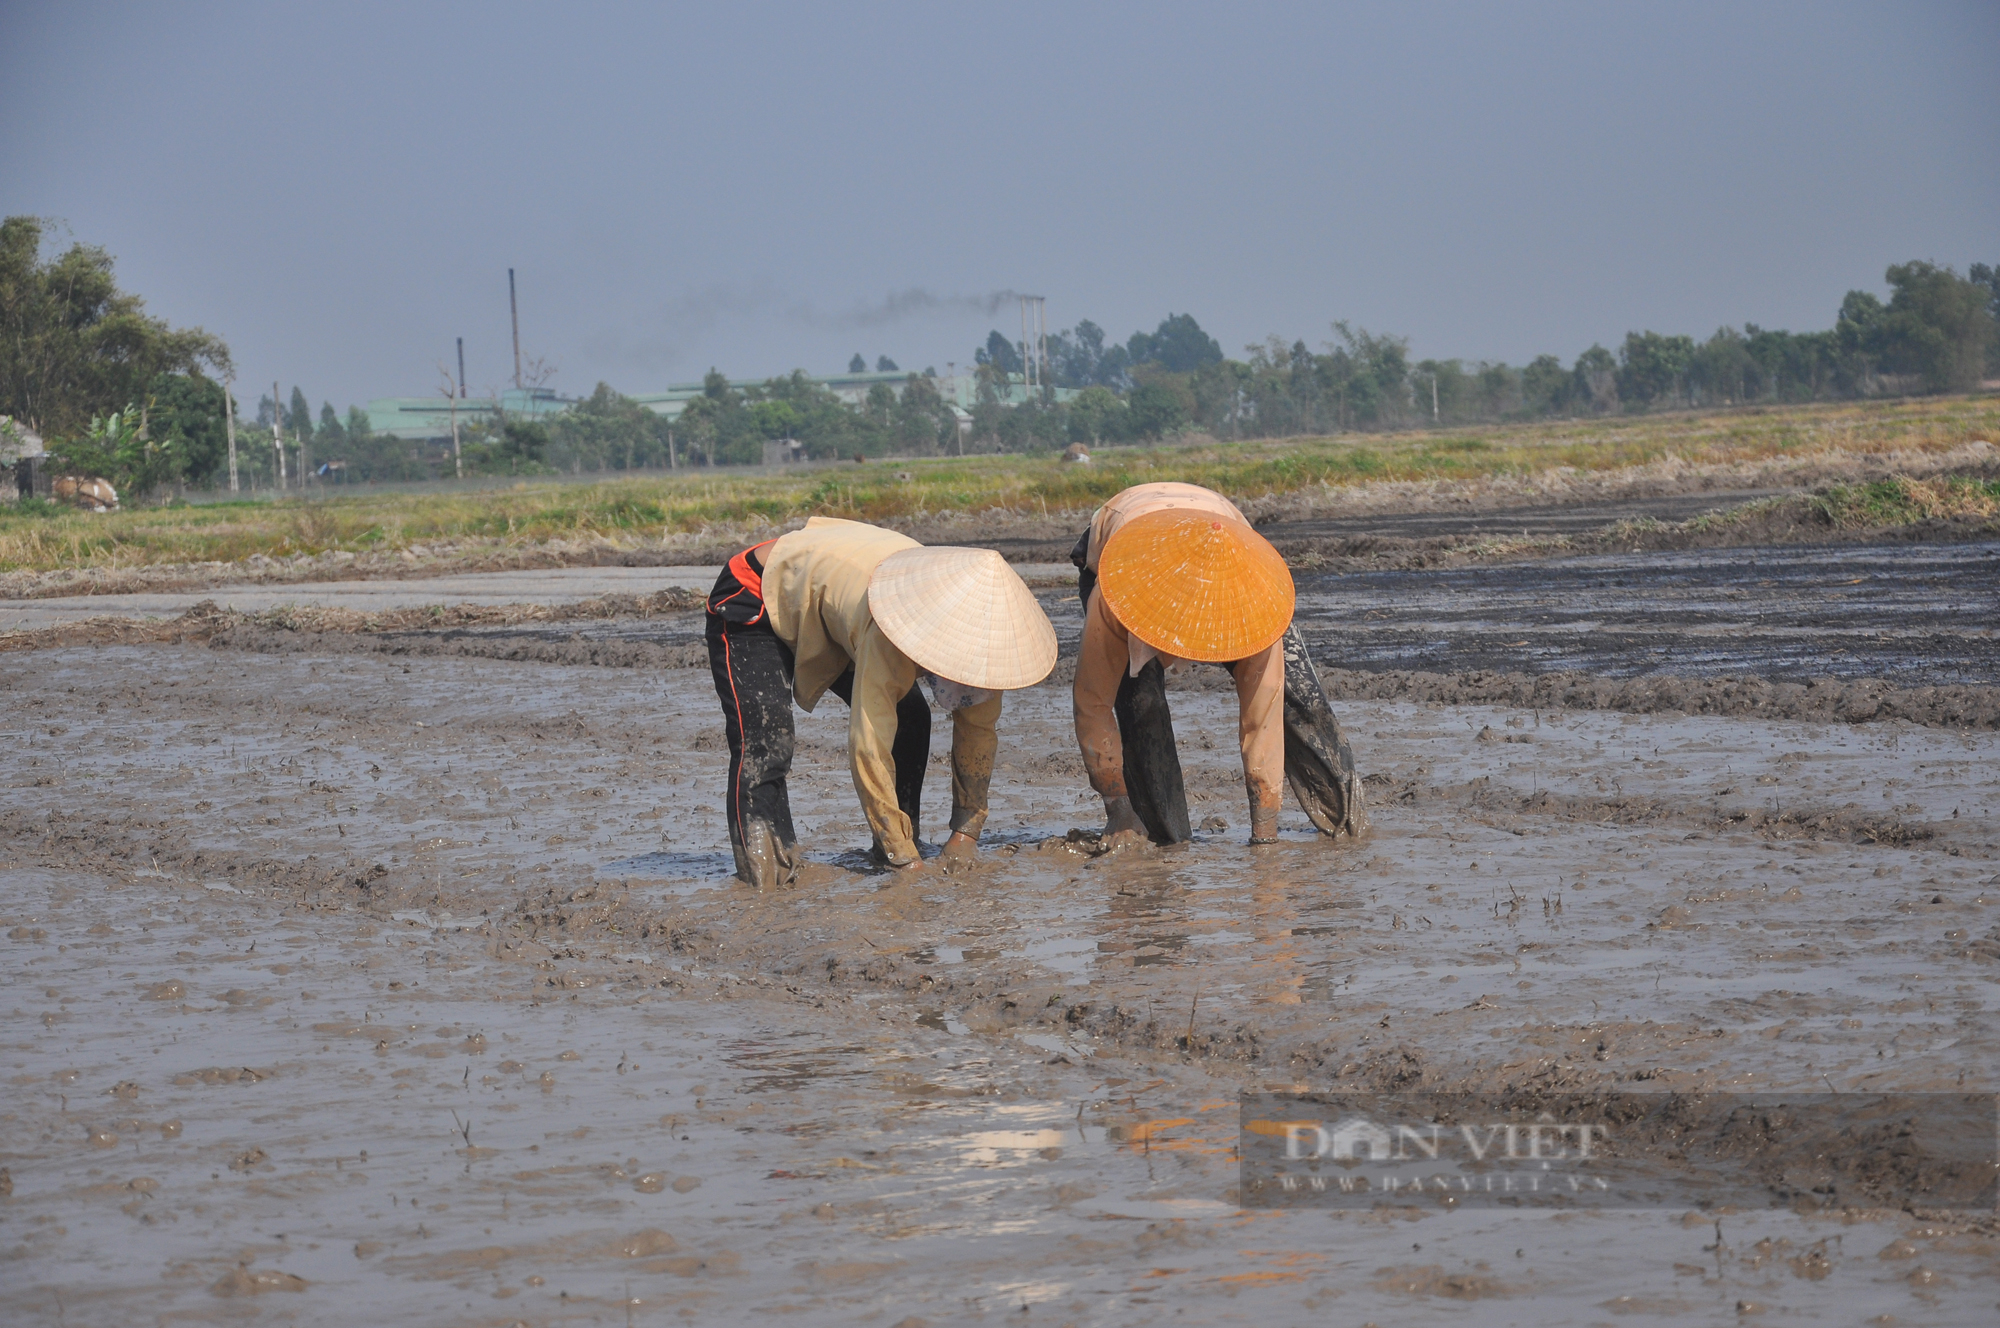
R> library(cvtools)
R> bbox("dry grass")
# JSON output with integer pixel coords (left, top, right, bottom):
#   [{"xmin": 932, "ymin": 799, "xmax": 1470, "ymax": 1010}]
[{"xmin": 2, "ymin": 394, "xmax": 1993, "ymax": 576}]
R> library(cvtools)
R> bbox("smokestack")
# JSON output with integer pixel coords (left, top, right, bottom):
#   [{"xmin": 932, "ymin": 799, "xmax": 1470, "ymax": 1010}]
[
  {"xmin": 508, "ymin": 269, "xmax": 522, "ymax": 391},
  {"xmin": 457, "ymin": 337, "xmax": 467, "ymax": 398}
]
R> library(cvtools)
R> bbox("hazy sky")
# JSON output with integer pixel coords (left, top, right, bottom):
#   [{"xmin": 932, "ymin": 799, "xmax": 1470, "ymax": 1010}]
[{"xmin": 5, "ymin": 1, "xmax": 1995, "ymax": 412}]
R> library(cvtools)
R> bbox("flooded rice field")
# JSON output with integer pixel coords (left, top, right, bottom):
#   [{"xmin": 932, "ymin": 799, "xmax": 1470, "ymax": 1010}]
[
  {"xmin": 1295, "ymin": 538, "xmax": 2000, "ymax": 684},
  {"xmin": 326, "ymin": 538, "xmax": 2000, "ymax": 690},
  {"xmin": 4, "ymin": 539, "xmax": 1999, "ymax": 1325}
]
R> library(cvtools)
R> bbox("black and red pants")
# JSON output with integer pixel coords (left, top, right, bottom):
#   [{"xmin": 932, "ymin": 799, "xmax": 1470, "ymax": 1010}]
[{"xmin": 706, "ymin": 542, "xmax": 931, "ymax": 882}]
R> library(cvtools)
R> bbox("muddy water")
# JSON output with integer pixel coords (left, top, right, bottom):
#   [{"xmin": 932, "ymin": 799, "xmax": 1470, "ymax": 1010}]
[
  {"xmin": 4, "ymin": 645, "xmax": 1998, "ymax": 1324},
  {"xmin": 306, "ymin": 537, "xmax": 2000, "ymax": 691},
  {"xmin": 1294, "ymin": 538, "xmax": 2000, "ymax": 684}
]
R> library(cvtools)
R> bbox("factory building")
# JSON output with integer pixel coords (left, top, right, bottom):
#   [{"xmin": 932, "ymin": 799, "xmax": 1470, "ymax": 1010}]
[{"xmin": 364, "ymin": 369, "xmax": 1072, "ymax": 442}]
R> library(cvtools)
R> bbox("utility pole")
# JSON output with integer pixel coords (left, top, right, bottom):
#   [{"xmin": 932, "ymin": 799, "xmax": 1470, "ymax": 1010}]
[
  {"xmin": 457, "ymin": 337, "xmax": 467, "ymax": 398},
  {"xmin": 440, "ymin": 364, "xmax": 463, "ymax": 480},
  {"xmin": 224, "ymin": 378, "xmax": 239, "ymax": 493},
  {"xmin": 1037, "ymin": 296, "xmax": 1048, "ymax": 401},
  {"xmin": 298, "ymin": 402, "xmax": 311, "ymax": 488},
  {"xmin": 1431, "ymin": 373, "xmax": 1439, "ymax": 423},
  {"xmin": 509, "ymin": 269, "xmax": 522, "ymax": 391},
  {"xmin": 1017, "ymin": 294, "xmax": 1047, "ymax": 396},
  {"xmin": 666, "ymin": 426, "xmax": 676, "ymax": 470},
  {"xmin": 271, "ymin": 381, "xmax": 287, "ymax": 491},
  {"xmin": 1019, "ymin": 297, "xmax": 1031, "ymax": 395}
]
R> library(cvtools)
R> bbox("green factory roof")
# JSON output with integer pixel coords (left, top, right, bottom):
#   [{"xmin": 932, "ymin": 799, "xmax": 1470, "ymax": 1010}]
[{"xmin": 365, "ymin": 372, "xmax": 1071, "ymax": 440}]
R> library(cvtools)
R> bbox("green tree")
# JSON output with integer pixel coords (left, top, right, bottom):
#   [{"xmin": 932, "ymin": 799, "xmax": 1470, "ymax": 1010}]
[
  {"xmin": 1688, "ymin": 328, "xmax": 1755, "ymax": 405},
  {"xmin": 1128, "ymin": 313, "xmax": 1223, "ymax": 373},
  {"xmin": 875, "ymin": 355, "xmax": 898, "ymax": 372},
  {"xmin": 1876, "ymin": 261, "xmax": 1994, "ymax": 393},
  {"xmin": 1050, "ymin": 320, "xmax": 1118, "ymax": 388},
  {"xmin": 863, "ymin": 381, "xmax": 896, "ymax": 424},
  {"xmin": 316, "ymin": 401, "xmax": 348, "ymax": 450},
  {"xmin": 1616, "ymin": 332, "xmax": 1694, "ymax": 408},
  {"xmin": 1571, "ymin": 345, "xmax": 1618, "ymax": 413},
  {"xmin": 1743, "ymin": 325, "xmax": 1835, "ymax": 402},
  {"xmin": 549, "ymin": 381, "xmax": 659, "ymax": 471},
  {"xmin": 848, "ymin": 353, "xmax": 867, "ymax": 373},
  {"xmin": 285, "ymin": 386, "xmax": 313, "ymax": 439},
  {"xmin": 498, "ymin": 419, "xmax": 549, "ymax": 470},
  {"xmin": 892, "ymin": 372, "xmax": 949, "ymax": 453},
  {"xmin": 974, "ymin": 330, "xmax": 1022, "ymax": 375},
  {"xmin": 1519, "ymin": 354, "xmax": 1569, "ymax": 415},
  {"xmin": 1971, "ymin": 263, "xmax": 2000, "ymax": 374},
  {"xmin": 1126, "ymin": 373, "xmax": 1194, "ymax": 439},
  {"xmin": 48, "ymin": 403, "xmax": 185, "ymax": 499},
  {"xmin": 750, "ymin": 399, "xmax": 799, "ymax": 439},
  {"xmin": 1066, "ymin": 385, "xmax": 1127, "ymax": 443},
  {"xmin": 1412, "ymin": 359, "xmax": 1465, "ymax": 423},
  {"xmin": 146, "ymin": 372, "xmax": 229, "ymax": 485},
  {"xmin": 0, "ymin": 215, "xmax": 231, "ymax": 437},
  {"xmin": 1325, "ymin": 322, "xmax": 1410, "ymax": 426},
  {"xmin": 1833, "ymin": 289, "xmax": 1887, "ymax": 389}
]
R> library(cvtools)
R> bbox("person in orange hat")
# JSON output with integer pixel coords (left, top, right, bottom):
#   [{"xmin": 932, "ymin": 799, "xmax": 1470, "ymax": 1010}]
[{"xmin": 1070, "ymin": 482, "xmax": 1365, "ymax": 848}]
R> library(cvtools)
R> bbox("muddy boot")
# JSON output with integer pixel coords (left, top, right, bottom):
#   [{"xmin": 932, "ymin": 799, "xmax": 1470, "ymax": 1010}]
[
  {"xmin": 732, "ymin": 818, "xmax": 800, "ymax": 890},
  {"xmin": 1115, "ymin": 658, "xmax": 1192, "ymax": 845},
  {"xmin": 1279, "ymin": 626, "xmax": 1368, "ymax": 838}
]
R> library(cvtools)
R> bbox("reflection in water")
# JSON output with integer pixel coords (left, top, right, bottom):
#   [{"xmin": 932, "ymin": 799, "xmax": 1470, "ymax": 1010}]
[
  {"xmin": 723, "ymin": 1039, "xmax": 872, "ymax": 1092},
  {"xmin": 1094, "ymin": 858, "xmax": 1197, "ymax": 969},
  {"xmin": 1246, "ymin": 848, "xmax": 1308, "ymax": 1006},
  {"xmin": 601, "ymin": 849, "xmax": 734, "ymax": 894}
]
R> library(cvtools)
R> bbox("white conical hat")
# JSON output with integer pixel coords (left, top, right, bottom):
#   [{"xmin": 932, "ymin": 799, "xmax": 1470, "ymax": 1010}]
[{"xmin": 868, "ymin": 546, "xmax": 1058, "ymax": 691}]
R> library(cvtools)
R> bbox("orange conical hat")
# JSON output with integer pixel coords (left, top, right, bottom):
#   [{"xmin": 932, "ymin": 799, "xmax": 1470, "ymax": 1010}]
[{"xmin": 1097, "ymin": 509, "xmax": 1294, "ymax": 662}]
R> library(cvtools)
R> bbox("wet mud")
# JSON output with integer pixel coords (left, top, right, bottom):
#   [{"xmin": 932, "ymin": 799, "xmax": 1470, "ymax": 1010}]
[
  {"xmin": 4, "ymin": 637, "xmax": 1997, "ymax": 1324},
  {"xmin": 39, "ymin": 534, "xmax": 1988, "ymax": 731},
  {"xmin": 1290, "ymin": 538, "xmax": 2000, "ymax": 687}
]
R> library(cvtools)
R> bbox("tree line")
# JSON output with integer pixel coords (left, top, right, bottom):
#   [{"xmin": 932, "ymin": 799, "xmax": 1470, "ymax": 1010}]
[
  {"xmin": 962, "ymin": 261, "xmax": 1998, "ymax": 447},
  {"xmin": 4, "ymin": 208, "xmax": 1994, "ymax": 499}
]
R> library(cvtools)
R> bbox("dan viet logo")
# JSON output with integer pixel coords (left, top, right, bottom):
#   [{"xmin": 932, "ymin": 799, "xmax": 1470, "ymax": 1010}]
[
  {"xmin": 1251, "ymin": 1111, "xmax": 1613, "ymax": 1199},
  {"xmin": 1238, "ymin": 1091, "xmax": 1999, "ymax": 1211}
]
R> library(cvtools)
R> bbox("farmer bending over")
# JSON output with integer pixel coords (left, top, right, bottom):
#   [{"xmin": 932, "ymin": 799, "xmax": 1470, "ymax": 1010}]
[
  {"xmin": 707, "ymin": 516, "xmax": 1057, "ymax": 888},
  {"xmin": 1071, "ymin": 482, "xmax": 1366, "ymax": 848}
]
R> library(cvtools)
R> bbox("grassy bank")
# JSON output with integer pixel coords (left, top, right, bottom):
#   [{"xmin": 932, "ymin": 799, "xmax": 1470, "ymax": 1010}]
[{"xmin": 3, "ymin": 395, "xmax": 1994, "ymax": 575}]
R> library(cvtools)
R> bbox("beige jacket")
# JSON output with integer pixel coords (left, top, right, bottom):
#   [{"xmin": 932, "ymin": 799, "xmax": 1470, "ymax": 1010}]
[
  {"xmin": 761, "ymin": 517, "xmax": 1001, "ymax": 864},
  {"xmin": 1073, "ymin": 484, "xmax": 1286, "ymax": 818}
]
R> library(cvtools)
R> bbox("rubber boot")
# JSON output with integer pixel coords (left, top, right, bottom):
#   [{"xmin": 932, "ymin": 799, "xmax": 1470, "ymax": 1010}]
[{"xmin": 733, "ymin": 817, "xmax": 800, "ymax": 891}]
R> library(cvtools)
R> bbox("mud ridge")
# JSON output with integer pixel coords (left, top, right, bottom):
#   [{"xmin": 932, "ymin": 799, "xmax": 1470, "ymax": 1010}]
[
  {"xmin": 204, "ymin": 624, "xmax": 710, "ymax": 670},
  {"xmin": 1270, "ymin": 511, "xmax": 2000, "ymax": 573},
  {"xmin": 11, "ymin": 598, "xmax": 1993, "ymax": 730},
  {"xmin": 0, "ymin": 590, "xmax": 705, "ymax": 655},
  {"xmin": 1376, "ymin": 777, "xmax": 1949, "ymax": 850},
  {"xmin": 1307, "ymin": 667, "xmax": 2000, "ymax": 729}
]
